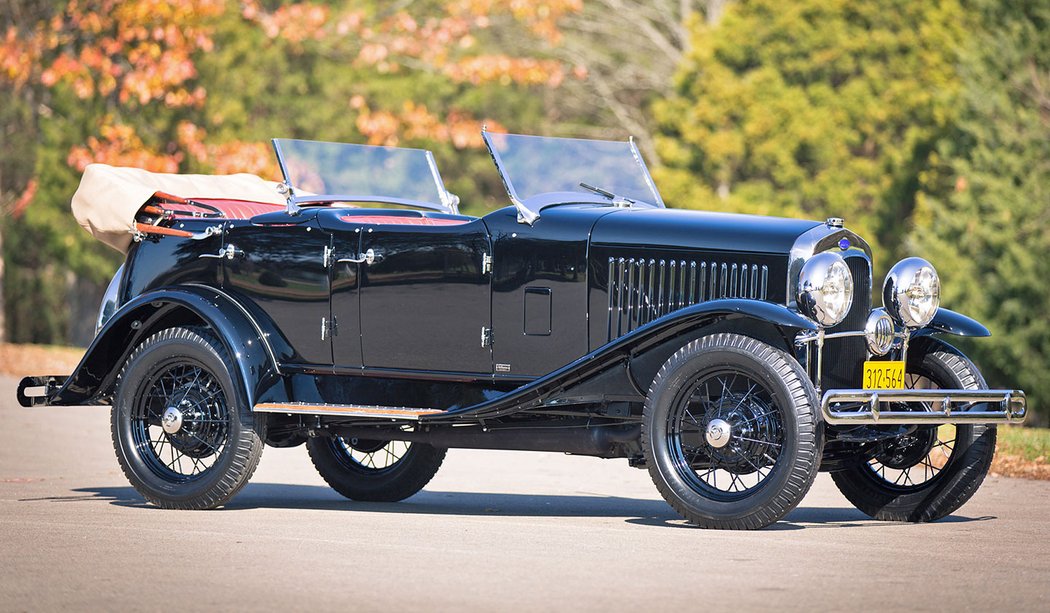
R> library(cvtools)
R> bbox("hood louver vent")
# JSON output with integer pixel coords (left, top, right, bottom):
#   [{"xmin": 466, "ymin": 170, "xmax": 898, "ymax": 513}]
[{"xmin": 607, "ymin": 257, "xmax": 768, "ymax": 341}]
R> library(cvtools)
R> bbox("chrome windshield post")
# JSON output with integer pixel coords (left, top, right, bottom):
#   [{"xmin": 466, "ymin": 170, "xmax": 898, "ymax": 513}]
[{"xmin": 277, "ymin": 182, "xmax": 300, "ymax": 217}]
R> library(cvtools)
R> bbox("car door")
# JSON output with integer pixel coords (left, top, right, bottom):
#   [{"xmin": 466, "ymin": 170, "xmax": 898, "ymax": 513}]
[
  {"xmin": 322, "ymin": 214, "xmax": 364, "ymax": 369},
  {"xmin": 221, "ymin": 214, "xmax": 333, "ymax": 366},
  {"xmin": 335, "ymin": 215, "xmax": 492, "ymax": 374}
]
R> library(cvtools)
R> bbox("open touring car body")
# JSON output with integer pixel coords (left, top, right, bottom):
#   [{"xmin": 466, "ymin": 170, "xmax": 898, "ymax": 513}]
[{"xmin": 17, "ymin": 132, "xmax": 1027, "ymax": 528}]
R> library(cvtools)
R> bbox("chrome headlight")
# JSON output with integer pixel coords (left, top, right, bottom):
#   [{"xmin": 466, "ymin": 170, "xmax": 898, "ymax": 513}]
[
  {"xmin": 865, "ymin": 308, "xmax": 896, "ymax": 356},
  {"xmin": 95, "ymin": 264, "xmax": 124, "ymax": 335},
  {"xmin": 797, "ymin": 252, "xmax": 854, "ymax": 326},
  {"xmin": 883, "ymin": 257, "xmax": 940, "ymax": 328}
]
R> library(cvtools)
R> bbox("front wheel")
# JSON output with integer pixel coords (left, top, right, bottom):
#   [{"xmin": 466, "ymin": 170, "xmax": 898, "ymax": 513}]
[
  {"xmin": 642, "ymin": 333, "xmax": 822, "ymax": 529},
  {"xmin": 830, "ymin": 338, "xmax": 996, "ymax": 522},
  {"xmin": 307, "ymin": 436, "xmax": 446, "ymax": 502}
]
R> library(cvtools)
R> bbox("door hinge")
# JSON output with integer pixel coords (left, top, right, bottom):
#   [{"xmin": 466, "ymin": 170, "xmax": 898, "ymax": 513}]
[
  {"xmin": 321, "ymin": 316, "xmax": 337, "ymax": 340},
  {"xmin": 322, "ymin": 245, "xmax": 334, "ymax": 267},
  {"xmin": 482, "ymin": 253, "xmax": 493, "ymax": 275},
  {"xmin": 481, "ymin": 326, "xmax": 492, "ymax": 348}
]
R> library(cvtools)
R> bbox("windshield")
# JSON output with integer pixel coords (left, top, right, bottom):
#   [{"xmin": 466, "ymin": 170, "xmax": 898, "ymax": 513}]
[
  {"xmin": 271, "ymin": 138, "xmax": 457, "ymax": 213},
  {"xmin": 482, "ymin": 132, "xmax": 664, "ymax": 222}
]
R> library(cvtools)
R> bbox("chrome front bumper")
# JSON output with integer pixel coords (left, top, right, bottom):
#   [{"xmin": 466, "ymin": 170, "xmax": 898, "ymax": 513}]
[{"xmin": 821, "ymin": 389, "xmax": 1027, "ymax": 425}]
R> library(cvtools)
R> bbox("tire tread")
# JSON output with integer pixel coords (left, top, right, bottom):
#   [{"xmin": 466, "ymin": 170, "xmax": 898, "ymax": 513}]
[
  {"xmin": 830, "ymin": 337, "xmax": 996, "ymax": 522},
  {"xmin": 641, "ymin": 333, "xmax": 821, "ymax": 529},
  {"xmin": 110, "ymin": 326, "xmax": 264, "ymax": 510}
]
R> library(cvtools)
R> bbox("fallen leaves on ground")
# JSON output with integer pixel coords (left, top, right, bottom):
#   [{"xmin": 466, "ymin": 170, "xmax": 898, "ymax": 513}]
[
  {"xmin": 991, "ymin": 452, "xmax": 1050, "ymax": 481},
  {"xmin": 0, "ymin": 343, "xmax": 84, "ymax": 377}
]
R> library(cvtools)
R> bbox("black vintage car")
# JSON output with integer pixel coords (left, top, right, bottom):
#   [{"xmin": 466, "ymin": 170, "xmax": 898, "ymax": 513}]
[{"xmin": 18, "ymin": 132, "xmax": 1027, "ymax": 529}]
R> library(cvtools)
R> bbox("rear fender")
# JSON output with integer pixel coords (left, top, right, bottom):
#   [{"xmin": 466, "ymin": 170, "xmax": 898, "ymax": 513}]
[{"xmin": 41, "ymin": 285, "xmax": 283, "ymax": 408}]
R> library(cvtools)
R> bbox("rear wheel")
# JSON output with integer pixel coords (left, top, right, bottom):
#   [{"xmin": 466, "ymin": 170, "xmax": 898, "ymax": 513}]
[
  {"xmin": 831, "ymin": 338, "xmax": 996, "ymax": 522},
  {"xmin": 642, "ymin": 333, "xmax": 821, "ymax": 529},
  {"xmin": 307, "ymin": 436, "xmax": 446, "ymax": 502},
  {"xmin": 111, "ymin": 326, "xmax": 265, "ymax": 509}
]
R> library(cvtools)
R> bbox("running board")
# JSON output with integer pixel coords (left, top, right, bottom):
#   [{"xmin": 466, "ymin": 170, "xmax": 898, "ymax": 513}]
[{"xmin": 253, "ymin": 402, "xmax": 444, "ymax": 420}]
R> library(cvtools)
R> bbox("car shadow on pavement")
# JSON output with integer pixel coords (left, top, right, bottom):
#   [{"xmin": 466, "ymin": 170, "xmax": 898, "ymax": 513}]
[
  {"xmin": 69, "ymin": 482, "xmax": 682, "ymax": 521},
  {"xmin": 61, "ymin": 483, "xmax": 996, "ymax": 529}
]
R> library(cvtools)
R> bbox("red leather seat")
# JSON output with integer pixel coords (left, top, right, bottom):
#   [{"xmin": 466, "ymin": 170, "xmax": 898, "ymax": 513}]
[{"xmin": 177, "ymin": 198, "xmax": 284, "ymax": 219}]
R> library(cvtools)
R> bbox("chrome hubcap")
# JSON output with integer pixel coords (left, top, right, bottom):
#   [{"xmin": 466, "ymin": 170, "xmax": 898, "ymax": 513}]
[
  {"xmin": 161, "ymin": 406, "xmax": 184, "ymax": 434},
  {"xmin": 705, "ymin": 418, "xmax": 732, "ymax": 449}
]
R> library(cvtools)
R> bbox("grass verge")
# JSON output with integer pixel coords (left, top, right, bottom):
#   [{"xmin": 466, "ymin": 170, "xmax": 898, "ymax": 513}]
[{"xmin": 993, "ymin": 425, "xmax": 1050, "ymax": 480}]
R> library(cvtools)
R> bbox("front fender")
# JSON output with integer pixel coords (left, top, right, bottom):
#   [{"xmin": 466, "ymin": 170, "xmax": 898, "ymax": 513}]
[
  {"xmin": 429, "ymin": 299, "xmax": 816, "ymax": 421},
  {"xmin": 44, "ymin": 285, "xmax": 282, "ymax": 408},
  {"xmin": 914, "ymin": 307, "xmax": 991, "ymax": 338}
]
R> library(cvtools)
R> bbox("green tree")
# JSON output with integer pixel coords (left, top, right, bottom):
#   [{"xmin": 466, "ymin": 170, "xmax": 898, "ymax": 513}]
[
  {"xmin": 909, "ymin": 0, "xmax": 1050, "ymax": 425},
  {"xmin": 653, "ymin": 0, "xmax": 970, "ymax": 270},
  {"xmin": 1, "ymin": 0, "xmax": 580, "ymax": 343}
]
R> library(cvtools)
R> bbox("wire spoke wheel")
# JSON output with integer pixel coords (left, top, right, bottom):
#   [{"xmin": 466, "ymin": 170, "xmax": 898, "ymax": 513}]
[
  {"xmin": 131, "ymin": 360, "xmax": 230, "ymax": 482},
  {"xmin": 862, "ymin": 374, "xmax": 956, "ymax": 490},
  {"xmin": 112, "ymin": 327, "xmax": 264, "ymax": 510},
  {"xmin": 668, "ymin": 371, "xmax": 785, "ymax": 500},
  {"xmin": 307, "ymin": 434, "xmax": 447, "ymax": 503},
  {"xmin": 830, "ymin": 337, "xmax": 997, "ymax": 523},
  {"xmin": 642, "ymin": 334, "xmax": 820, "ymax": 530},
  {"xmin": 333, "ymin": 437, "xmax": 412, "ymax": 473}
]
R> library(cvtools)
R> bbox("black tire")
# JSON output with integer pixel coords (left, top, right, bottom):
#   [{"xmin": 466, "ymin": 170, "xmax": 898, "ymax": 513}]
[
  {"xmin": 111, "ymin": 326, "xmax": 265, "ymax": 509},
  {"xmin": 831, "ymin": 337, "xmax": 996, "ymax": 522},
  {"xmin": 642, "ymin": 333, "xmax": 821, "ymax": 529},
  {"xmin": 307, "ymin": 436, "xmax": 446, "ymax": 502}
]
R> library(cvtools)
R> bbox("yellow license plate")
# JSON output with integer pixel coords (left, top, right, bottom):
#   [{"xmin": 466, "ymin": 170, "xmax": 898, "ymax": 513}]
[{"xmin": 862, "ymin": 361, "xmax": 905, "ymax": 389}]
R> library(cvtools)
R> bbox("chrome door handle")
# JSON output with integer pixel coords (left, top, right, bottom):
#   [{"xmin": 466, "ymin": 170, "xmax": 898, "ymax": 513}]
[
  {"xmin": 336, "ymin": 248, "xmax": 380, "ymax": 265},
  {"xmin": 199, "ymin": 244, "xmax": 244, "ymax": 260}
]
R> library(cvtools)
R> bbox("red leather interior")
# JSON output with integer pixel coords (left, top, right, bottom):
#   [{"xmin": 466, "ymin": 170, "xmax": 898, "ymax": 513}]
[
  {"xmin": 155, "ymin": 196, "xmax": 472, "ymax": 226},
  {"xmin": 338, "ymin": 215, "xmax": 471, "ymax": 226},
  {"xmin": 165, "ymin": 198, "xmax": 284, "ymax": 219}
]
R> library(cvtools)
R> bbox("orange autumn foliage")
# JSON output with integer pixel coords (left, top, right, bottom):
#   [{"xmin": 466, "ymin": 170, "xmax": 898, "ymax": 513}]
[
  {"xmin": 5, "ymin": 0, "xmax": 577, "ymax": 183},
  {"xmin": 67, "ymin": 123, "xmax": 181, "ymax": 173},
  {"xmin": 353, "ymin": 99, "xmax": 506, "ymax": 149}
]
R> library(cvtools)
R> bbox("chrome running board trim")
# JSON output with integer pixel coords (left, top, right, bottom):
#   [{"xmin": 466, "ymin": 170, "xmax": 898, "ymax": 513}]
[
  {"xmin": 253, "ymin": 402, "xmax": 443, "ymax": 420},
  {"xmin": 821, "ymin": 389, "xmax": 1027, "ymax": 425}
]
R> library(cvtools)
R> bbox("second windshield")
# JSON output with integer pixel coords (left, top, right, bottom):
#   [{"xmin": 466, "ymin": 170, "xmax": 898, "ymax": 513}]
[{"xmin": 483, "ymin": 132, "xmax": 664, "ymax": 206}]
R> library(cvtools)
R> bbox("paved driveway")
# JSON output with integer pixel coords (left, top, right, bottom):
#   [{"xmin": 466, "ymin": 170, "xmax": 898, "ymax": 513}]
[{"xmin": 1, "ymin": 376, "xmax": 1047, "ymax": 611}]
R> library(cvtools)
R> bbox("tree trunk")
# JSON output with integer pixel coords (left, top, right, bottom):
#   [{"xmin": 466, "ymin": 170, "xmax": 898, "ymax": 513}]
[
  {"xmin": 66, "ymin": 270, "xmax": 102, "ymax": 347},
  {"xmin": 0, "ymin": 229, "xmax": 5, "ymax": 343}
]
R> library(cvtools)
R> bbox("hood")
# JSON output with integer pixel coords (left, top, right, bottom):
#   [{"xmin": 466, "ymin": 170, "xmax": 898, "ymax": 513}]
[{"xmin": 589, "ymin": 207, "xmax": 822, "ymax": 255}]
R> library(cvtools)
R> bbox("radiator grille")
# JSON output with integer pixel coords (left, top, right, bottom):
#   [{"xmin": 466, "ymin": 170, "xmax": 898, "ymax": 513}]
[
  {"xmin": 821, "ymin": 254, "xmax": 872, "ymax": 389},
  {"xmin": 607, "ymin": 257, "xmax": 769, "ymax": 341}
]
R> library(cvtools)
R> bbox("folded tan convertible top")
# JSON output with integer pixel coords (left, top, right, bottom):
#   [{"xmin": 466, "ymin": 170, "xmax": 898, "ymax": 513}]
[{"xmin": 72, "ymin": 163, "xmax": 284, "ymax": 253}]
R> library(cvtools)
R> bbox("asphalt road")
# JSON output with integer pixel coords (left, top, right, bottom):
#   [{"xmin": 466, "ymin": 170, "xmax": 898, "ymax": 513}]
[{"xmin": 1, "ymin": 375, "xmax": 1047, "ymax": 612}]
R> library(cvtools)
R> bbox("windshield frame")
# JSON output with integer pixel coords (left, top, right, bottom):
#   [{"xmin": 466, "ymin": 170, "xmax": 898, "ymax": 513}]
[
  {"xmin": 482, "ymin": 130, "xmax": 665, "ymax": 224},
  {"xmin": 271, "ymin": 138, "xmax": 459, "ymax": 215}
]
